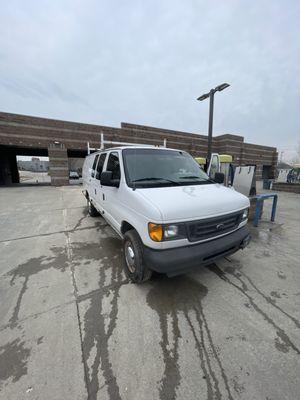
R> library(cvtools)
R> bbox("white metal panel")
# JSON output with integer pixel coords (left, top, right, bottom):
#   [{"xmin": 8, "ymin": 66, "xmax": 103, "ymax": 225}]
[
  {"xmin": 233, "ymin": 166, "xmax": 255, "ymax": 196},
  {"xmin": 276, "ymin": 169, "xmax": 291, "ymax": 183}
]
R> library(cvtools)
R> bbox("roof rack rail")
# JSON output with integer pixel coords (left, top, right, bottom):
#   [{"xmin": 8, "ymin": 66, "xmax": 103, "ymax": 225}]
[{"xmin": 87, "ymin": 133, "xmax": 167, "ymax": 154}]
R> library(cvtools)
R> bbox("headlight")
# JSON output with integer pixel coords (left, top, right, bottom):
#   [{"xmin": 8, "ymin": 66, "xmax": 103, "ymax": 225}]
[
  {"xmin": 148, "ymin": 223, "xmax": 186, "ymax": 241},
  {"xmin": 242, "ymin": 208, "xmax": 249, "ymax": 220},
  {"xmin": 164, "ymin": 225, "xmax": 179, "ymax": 238}
]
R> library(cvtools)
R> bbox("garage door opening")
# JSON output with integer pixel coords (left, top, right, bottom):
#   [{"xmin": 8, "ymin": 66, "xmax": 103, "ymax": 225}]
[
  {"xmin": 68, "ymin": 149, "xmax": 86, "ymax": 185},
  {"xmin": 262, "ymin": 165, "xmax": 272, "ymax": 179},
  {"xmin": 17, "ymin": 155, "xmax": 50, "ymax": 185},
  {"xmin": 0, "ymin": 145, "xmax": 51, "ymax": 186}
]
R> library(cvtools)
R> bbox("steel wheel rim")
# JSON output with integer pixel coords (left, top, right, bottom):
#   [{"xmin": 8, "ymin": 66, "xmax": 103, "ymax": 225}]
[{"xmin": 125, "ymin": 241, "xmax": 136, "ymax": 273}]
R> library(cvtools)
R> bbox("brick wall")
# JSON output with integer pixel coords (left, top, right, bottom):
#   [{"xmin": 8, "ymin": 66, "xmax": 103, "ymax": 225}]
[
  {"xmin": 48, "ymin": 144, "xmax": 69, "ymax": 186},
  {"xmin": 0, "ymin": 111, "xmax": 278, "ymax": 184}
]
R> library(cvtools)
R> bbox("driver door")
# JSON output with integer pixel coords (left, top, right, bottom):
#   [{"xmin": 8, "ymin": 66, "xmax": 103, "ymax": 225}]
[{"xmin": 207, "ymin": 153, "xmax": 220, "ymax": 179}]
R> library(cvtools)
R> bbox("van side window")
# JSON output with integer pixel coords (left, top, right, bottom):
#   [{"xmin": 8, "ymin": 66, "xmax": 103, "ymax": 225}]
[
  {"xmin": 106, "ymin": 152, "xmax": 120, "ymax": 180},
  {"xmin": 96, "ymin": 153, "xmax": 106, "ymax": 180},
  {"xmin": 91, "ymin": 154, "xmax": 99, "ymax": 178}
]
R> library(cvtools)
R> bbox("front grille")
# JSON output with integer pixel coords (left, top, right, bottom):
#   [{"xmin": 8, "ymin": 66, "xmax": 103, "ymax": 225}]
[{"xmin": 186, "ymin": 211, "xmax": 243, "ymax": 242}]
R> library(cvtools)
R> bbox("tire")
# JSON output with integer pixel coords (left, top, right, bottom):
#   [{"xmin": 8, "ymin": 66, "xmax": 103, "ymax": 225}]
[
  {"xmin": 122, "ymin": 230, "xmax": 152, "ymax": 283},
  {"xmin": 87, "ymin": 198, "xmax": 99, "ymax": 217}
]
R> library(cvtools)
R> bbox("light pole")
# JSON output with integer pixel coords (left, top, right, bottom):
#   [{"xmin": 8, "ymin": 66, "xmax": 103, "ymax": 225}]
[{"xmin": 197, "ymin": 83, "xmax": 230, "ymax": 167}]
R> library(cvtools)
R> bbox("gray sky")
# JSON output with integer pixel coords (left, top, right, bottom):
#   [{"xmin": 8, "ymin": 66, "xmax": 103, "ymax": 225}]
[{"xmin": 1, "ymin": 0, "xmax": 299, "ymax": 161}]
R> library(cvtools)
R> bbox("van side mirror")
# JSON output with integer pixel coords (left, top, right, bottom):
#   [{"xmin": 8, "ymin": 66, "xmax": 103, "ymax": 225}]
[
  {"xmin": 95, "ymin": 171, "xmax": 100, "ymax": 180},
  {"xmin": 101, "ymin": 171, "xmax": 120, "ymax": 187},
  {"xmin": 214, "ymin": 172, "xmax": 225, "ymax": 184}
]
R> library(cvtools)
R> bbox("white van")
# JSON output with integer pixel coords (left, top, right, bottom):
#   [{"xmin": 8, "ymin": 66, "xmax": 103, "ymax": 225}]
[{"xmin": 82, "ymin": 147, "xmax": 251, "ymax": 282}]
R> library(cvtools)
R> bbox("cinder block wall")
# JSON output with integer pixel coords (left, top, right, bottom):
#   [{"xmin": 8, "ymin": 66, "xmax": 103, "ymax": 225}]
[{"xmin": 48, "ymin": 144, "xmax": 69, "ymax": 186}]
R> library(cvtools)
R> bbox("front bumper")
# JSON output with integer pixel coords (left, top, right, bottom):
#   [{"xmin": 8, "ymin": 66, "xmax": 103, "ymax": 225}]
[{"xmin": 143, "ymin": 226, "xmax": 251, "ymax": 277}]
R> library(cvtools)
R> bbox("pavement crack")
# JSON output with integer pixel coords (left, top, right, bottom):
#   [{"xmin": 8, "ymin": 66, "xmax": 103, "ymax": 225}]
[
  {"xmin": 0, "ymin": 300, "xmax": 75, "ymax": 333},
  {"xmin": 236, "ymin": 270, "xmax": 300, "ymax": 329},
  {"xmin": 63, "ymin": 213, "xmax": 91, "ymax": 400},
  {"xmin": 70, "ymin": 209, "xmax": 89, "ymax": 232},
  {"xmin": 208, "ymin": 263, "xmax": 300, "ymax": 355},
  {"xmin": 0, "ymin": 224, "xmax": 108, "ymax": 244}
]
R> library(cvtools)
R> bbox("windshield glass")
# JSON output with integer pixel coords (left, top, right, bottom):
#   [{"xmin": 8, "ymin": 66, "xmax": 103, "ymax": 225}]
[{"xmin": 122, "ymin": 148, "xmax": 213, "ymax": 188}]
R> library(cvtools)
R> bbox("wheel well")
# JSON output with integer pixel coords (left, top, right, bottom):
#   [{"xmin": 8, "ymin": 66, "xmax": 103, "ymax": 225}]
[{"xmin": 121, "ymin": 221, "xmax": 135, "ymax": 235}]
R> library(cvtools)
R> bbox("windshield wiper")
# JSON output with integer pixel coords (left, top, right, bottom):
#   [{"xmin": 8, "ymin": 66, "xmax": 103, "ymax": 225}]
[
  {"xmin": 179, "ymin": 175, "xmax": 214, "ymax": 183},
  {"xmin": 132, "ymin": 177, "xmax": 180, "ymax": 185},
  {"xmin": 179, "ymin": 175, "xmax": 204, "ymax": 180}
]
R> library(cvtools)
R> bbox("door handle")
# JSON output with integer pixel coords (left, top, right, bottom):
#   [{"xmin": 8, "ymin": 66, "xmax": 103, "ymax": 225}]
[{"xmin": 102, "ymin": 194, "xmax": 105, "ymax": 201}]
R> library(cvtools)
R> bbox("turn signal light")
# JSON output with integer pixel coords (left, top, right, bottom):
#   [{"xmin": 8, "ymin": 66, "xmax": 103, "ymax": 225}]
[{"xmin": 148, "ymin": 223, "xmax": 163, "ymax": 242}]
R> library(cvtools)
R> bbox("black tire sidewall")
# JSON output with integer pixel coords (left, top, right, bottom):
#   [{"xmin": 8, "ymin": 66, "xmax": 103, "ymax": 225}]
[
  {"xmin": 123, "ymin": 230, "xmax": 151, "ymax": 283},
  {"xmin": 87, "ymin": 198, "xmax": 99, "ymax": 217}
]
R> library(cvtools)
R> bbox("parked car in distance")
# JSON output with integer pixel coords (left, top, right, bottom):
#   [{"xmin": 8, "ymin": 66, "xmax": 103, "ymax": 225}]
[
  {"xmin": 82, "ymin": 146, "xmax": 251, "ymax": 283},
  {"xmin": 69, "ymin": 170, "xmax": 80, "ymax": 179}
]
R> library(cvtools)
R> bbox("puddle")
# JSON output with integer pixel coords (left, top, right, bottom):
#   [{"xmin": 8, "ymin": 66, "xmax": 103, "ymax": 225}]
[
  {"xmin": 8, "ymin": 246, "xmax": 68, "ymax": 326},
  {"xmin": 147, "ymin": 274, "xmax": 233, "ymax": 400},
  {"xmin": 0, "ymin": 338, "xmax": 31, "ymax": 386},
  {"xmin": 76, "ymin": 236, "xmax": 126, "ymax": 400}
]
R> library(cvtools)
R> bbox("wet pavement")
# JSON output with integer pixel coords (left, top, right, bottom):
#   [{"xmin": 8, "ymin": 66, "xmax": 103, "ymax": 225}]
[{"xmin": 0, "ymin": 185, "xmax": 299, "ymax": 400}]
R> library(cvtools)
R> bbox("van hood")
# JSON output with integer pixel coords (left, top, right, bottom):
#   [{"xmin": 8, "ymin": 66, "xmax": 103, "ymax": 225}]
[{"xmin": 137, "ymin": 184, "xmax": 250, "ymax": 222}]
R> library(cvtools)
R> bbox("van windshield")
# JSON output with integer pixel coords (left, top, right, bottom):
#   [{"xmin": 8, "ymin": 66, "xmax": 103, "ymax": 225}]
[{"xmin": 122, "ymin": 148, "xmax": 213, "ymax": 188}]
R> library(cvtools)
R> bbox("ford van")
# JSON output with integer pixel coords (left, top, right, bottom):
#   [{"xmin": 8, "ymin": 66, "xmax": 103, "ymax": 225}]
[{"xmin": 82, "ymin": 147, "xmax": 251, "ymax": 282}]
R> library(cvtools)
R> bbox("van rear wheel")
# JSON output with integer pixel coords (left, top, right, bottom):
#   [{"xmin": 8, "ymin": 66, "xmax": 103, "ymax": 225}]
[
  {"xmin": 123, "ymin": 230, "xmax": 152, "ymax": 283},
  {"xmin": 87, "ymin": 198, "xmax": 99, "ymax": 217}
]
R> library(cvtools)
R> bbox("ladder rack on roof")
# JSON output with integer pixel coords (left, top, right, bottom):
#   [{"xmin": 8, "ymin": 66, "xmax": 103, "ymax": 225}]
[{"xmin": 87, "ymin": 133, "xmax": 167, "ymax": 154}]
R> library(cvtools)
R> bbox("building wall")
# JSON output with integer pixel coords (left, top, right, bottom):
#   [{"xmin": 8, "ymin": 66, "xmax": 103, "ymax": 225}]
[
  {"xmin": 0, "ymin": 111, "xmax": 278, "ymax": 185},
  {"xmin": 18, "ymin": 160, "xmax": 49, "ymax": 172}
]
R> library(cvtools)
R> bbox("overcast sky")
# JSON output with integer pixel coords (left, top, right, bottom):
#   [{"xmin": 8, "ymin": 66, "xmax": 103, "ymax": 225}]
[{"xmin": 1, "ymin": 0, "xmax": 299, "ymax": 161}]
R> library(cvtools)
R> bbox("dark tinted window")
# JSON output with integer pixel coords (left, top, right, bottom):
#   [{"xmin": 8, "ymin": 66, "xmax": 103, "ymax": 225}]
[
  {"xmin": 106, "ymin": 152, "xmax": 120, "ymax": 180},
  {"xmin": 91, "ymin": 155, "xmax": 99, "ymax": 178},
  {"xmin": 96, "ymin": 153, "xmax": 106, "ymax": 180},
  {"xmin": 91, "ymin": 154, "xmax": 99, "ymax": 178}
]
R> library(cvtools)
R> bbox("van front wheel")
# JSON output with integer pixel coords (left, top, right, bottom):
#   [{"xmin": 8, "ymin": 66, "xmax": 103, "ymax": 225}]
[{"xmin": 123, "ymin": 230, "xmax": 152, "ymax": 283}]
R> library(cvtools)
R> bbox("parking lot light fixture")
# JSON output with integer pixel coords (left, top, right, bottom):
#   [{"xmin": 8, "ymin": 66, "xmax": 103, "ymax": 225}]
[
  {"xmin": 197, "ymin": 83, "xmax": 230, "ymax": 166},
  {"xmin": 197, "ymin": 93, "xmax": 210, "ymax": 101},
  {"xmin": 215, "ymin": 83, "xmax": 230, "ymax": 92}
]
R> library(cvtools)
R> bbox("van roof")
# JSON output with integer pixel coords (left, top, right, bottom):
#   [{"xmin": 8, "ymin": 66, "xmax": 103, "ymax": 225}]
[{"xmin": 87, "ymin": 146, "xmax": 184, "ymax": 155}]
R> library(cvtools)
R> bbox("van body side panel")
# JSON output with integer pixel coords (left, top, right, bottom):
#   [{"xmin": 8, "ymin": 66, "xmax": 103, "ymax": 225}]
[
  {"xmin": 100, "ymin": 150, "xmax": 162, "ymax": 243},
  {"xmin": 82, "ymin": 154, "xmax": 95, "ymax": 194}
]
